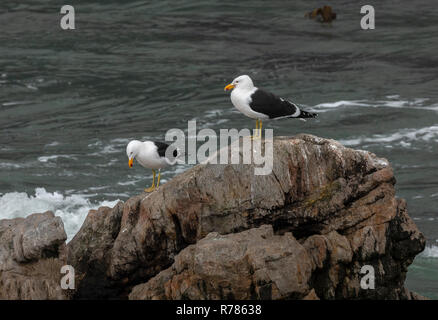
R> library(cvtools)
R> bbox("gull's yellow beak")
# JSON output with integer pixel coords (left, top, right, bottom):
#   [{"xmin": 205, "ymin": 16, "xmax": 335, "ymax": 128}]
[
  {"xmin": 128, "ymin": 158, "xmax": 134, "ymax": 168},
  {"xmin": 224, "ymin": 83, "xmax": 235, "ymax": 91}
]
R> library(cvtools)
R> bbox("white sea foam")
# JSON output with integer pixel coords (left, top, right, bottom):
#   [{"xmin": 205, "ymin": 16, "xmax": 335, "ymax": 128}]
[
  {"xmin": 100, "ymin": 145, "xmax": 120, "ymax": 154},
  {"xmin": 339, "ymin": 125, "xmax": 438, "ymax": 147},
  {"xmin": 204, "ymin": 109, "xmax": 228, "ymax": 118},
  {"xmin": 314, "ymin": 100, "xmax": 372, "ymax": 110},
  {"xmin": 38, "ymin": 154, "xmax": 78, "ymax": 163},
  {"xmin": 0, "ymin": 188, "xmax": 120, "ymax": 242},
  {"xmin": 44, "ymin": 141, "xmax": 60, "ymax": 147},
  {"xmin": 26, "ymin": 84, "xmax": 38, "ymax": 90},
  {"xmin": 0, "ymin": 162, "xmax": 24, "ymax": 169},
  {"xmin": 421, "ymin": 245, "xmax": 438, "ymax": 258},
  {"xmin": 2, "ymin": 101, "xmax": 33, "ymax": 107},
  {"xmin": 110, "ymin": 138, "xmax": 130, "ymax": 144},
  {"xmin": 312, "ymin": 98, "xmax": 438, "ymax": 113},
  {"xmin": 118, "ymin": 180, "xmax": 141, "ymax": 186},
  {"xmin": 88, "ymin": 140, "xmax": 126, "ymax": 157}
]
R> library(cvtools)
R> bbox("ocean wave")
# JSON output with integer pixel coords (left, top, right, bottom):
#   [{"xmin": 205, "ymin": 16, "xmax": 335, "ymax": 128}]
[
  {"xmin": 339, "ymin": 125, "xmax": 438, "ymax": 147},
  {"xmin": 88, "ymin": 139, "xmax": 128, "ymax": 157},
  {"xmin": 110, "ymin": 138, "xmax": 130, "ymax": 144},
  {"xmin": 421, "ymin": 245, "xmax": 438, "ymax": 258},
  {"xmin": 2, "ymin": 101, "xmax": 34, "ymax": 107},
  {"xmin": 44, "ymin": 141, "xmax": 60, "ymax": 148},
  {"xmin": 99, "ymin": 145, "xmax": 120, "ymax": 154},
  {"xmin": 312, "ymin": 98, "xmax": 438, "ymax": 113},
  {"xmin": 0, "ymin": 188, "xmax": 120, "ymax": 242},
  {"xmin": 0, "ymin": 162, "xmax": 25, "ymax": 169},
  {"xmin": 313, "ymin": 100, "xmax": 372, "ymax": 110},
  {"xmin": 38, "ymin": 154, "xmax": 78, "ymax": 163},
  {"xmin": 204, "ymin": 108, "xmax": 228, "ymax": 118}
]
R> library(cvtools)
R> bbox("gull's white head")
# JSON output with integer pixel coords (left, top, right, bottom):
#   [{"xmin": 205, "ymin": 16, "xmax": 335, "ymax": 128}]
[
  {"xmin": 224, "ymin": 75, "xmax": 254, "ymax": 92},
  {"xmin": 126, "ymin": 140, "xmax": 142, "ymax": 168}
]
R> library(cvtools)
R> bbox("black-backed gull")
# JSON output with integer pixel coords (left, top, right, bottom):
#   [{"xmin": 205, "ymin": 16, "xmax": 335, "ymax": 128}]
[
  {"xmin": 224, "ymin": 75, "xmax": 317, "ymax": 138},
  {"xmin": 126, "ymin": 140, "xmax": 177, "ymax": 192}
]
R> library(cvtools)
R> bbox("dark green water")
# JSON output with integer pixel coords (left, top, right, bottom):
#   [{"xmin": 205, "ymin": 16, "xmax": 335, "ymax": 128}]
[{"xmin": 0, "ymin": 1, "xmax": 437, "ymax": 298}]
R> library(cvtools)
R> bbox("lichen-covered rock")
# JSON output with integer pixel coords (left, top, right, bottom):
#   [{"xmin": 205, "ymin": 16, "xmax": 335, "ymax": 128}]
[{"xmin": 0, "ymin": 211, "xmax": 67, "ymax": 300}]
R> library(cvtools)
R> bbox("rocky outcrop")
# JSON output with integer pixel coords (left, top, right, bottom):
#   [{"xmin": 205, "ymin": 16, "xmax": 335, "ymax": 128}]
[
  {"xmin": 129, "ymin": 225, "xmax": 315, "ymax": 300},
  {"xmin": 0, "ymin": 135, "xmax": 426, "ymax": 299},
  {"xmin": 66, "ymin": 202, "xmax": 125, "ymax": 298},
  {"xmin": 0, "ymin": 212, "xmax": 67, "ymax": 299}
]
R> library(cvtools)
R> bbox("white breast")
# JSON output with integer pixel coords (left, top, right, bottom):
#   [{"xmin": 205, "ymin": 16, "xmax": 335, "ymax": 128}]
[{"xmin": 230, "ymin": 87, "xmax": 269, "ymax": 120}]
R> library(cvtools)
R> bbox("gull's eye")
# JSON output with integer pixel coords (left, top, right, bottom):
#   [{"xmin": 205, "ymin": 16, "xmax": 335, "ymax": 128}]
[{"xmin": 236, "ymin": 81, "xmax": 239, "ymax": 83}]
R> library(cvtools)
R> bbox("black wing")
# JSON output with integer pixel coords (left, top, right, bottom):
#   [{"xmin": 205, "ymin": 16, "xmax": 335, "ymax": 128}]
[
  {"xmin": 249, "ymin": 89, "xmax": 317, "ymax": 119},
  {"xmin": 249, "ymin": 89, "xmax": 301, "ymax": 119},
  {"xmin": 154, "ymin": 141, "xmax": 177, "ymax": 158}
]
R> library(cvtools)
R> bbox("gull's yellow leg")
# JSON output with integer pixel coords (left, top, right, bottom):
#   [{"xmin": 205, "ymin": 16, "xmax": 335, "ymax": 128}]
[
  {"xmin": 156, "ymin": 170, "xmax": 161, "ymax": 188},
  {"xmin": 259, "ymin": 120, "xmax": 263, "ymax": 138},
  {"xmin": 145, "ymin": 169, "xmax": 156, "ymax": 192},
  {"xmin": 251, "ymin": 119, "xmax": 259, "ymax": 140},
  {"xmin": 252, "ymin": 119, "xmax": 262, "ymax": 140}
]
